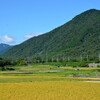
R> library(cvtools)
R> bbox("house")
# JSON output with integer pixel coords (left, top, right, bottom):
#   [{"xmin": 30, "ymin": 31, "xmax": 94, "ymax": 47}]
[{"xmin": 88, "ymin": 63, "xmax": 100, "ymax": 67}]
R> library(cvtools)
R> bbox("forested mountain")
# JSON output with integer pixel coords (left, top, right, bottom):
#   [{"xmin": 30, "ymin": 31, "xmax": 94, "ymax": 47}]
[
  {"xmin": 0, "ymin": 43, "xmax": 12, "ymax": 55},
  {"xmin": 2, "ymin": 9, "xmax": 100, "ymax": 59}
]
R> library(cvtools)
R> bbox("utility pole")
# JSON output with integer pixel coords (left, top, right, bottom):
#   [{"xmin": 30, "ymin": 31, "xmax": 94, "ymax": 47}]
[
  {"xmin": 42, "ymin": 58, "xmax": 43, "ymax": 63},
  {"xmin": 57, "ymin": 57, "xmax": 59, "ymax": 62},
  {"xmin": 38, "ymin": 60, "xmax": 39, "ymax": 63},
  {"xmin": 68, "ymin": 56, "xmax": 70, "ymax": 62},
  {"xmin": 46, "ymin": 57, "xmax": 48, "ymax": 63},
  {"xmin": 80, "ymin": 55, "xmax": 82, "ymax": 61},
  {"xmin": 52, "ymin": 57, "xmax": 53, "ymax": 62},
  {"xmin": 87, "ymin": 55, "xmax": 89, "ymax": 61},
  {"xmin": 35, "ymin": 59, "xmax": 37, "ymax": 63},
  {"xmin": 63, "ymin": 56, "xmax": 65, "ymax": 62}
]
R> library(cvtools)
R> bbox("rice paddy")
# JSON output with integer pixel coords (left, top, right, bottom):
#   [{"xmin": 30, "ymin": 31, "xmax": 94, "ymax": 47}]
[
  {"xmin": 0, "ymin": 64, "xmax": 100, "ymax": 100},
  {"xmin": 0, "ymin": 81, "xmax": 100, "ymax": 100}
]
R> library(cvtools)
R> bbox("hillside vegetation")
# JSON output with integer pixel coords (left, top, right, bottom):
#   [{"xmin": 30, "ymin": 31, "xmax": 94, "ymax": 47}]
[{"xmin": 2, "ymin": 9, "xmax": 100, "ymax": 59}]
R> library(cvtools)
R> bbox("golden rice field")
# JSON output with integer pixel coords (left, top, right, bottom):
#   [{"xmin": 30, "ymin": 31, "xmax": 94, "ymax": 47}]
[
  {"xmin": 1, "ymin": 65, "xmax": 100, "ymax": 100},
  {"xmin": 0, "ymin": 81, "xmax": 100, "ymax": 100}
]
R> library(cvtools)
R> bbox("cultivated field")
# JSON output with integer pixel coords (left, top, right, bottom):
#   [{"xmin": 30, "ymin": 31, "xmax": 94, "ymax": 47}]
[
  {"xmin": 0, "ymin": 64, "xmax": 100, "ymax": 100},
  {"xmin": 1, "ymin": 81, "xmax": 100, "ymax": 100}
]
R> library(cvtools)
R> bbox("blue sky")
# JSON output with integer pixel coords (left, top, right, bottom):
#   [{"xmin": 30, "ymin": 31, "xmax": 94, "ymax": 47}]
[{"xmin": 0, "ymin": 0, "xmax": 100, "ymax": 45}]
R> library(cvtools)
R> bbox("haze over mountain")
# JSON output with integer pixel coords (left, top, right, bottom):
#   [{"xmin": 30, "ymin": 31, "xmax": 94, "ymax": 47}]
[
  {"xmin": 0, "ymin": 43, "xmax": 12, "ymax": 55},
  {"xmin": 2, "ymin": 9, "xmax": 100, "ymax": 59}
]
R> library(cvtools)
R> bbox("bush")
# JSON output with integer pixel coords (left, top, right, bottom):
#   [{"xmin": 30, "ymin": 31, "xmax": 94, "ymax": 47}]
[
  {"xmin": 97, "ymin": 65, "xmax": 100, "ymax": 67},
  {"xmin": 79, "ymin": 62, "xmax": 88, "ymax": 67},
  {"xmin": 16, "ymin": 59, "xmax": 27, "ymax": 66},
  {"xmin": 0, "ymin": 58, "xmax": 13, "ymax": 71},
  {"xmin": 72, "ymin": 65, "xmax": 77, "ymax": 68}
]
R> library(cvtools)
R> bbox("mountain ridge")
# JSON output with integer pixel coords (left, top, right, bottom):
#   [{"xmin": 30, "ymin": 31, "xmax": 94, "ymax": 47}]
[
  {"xmin": 0, "ymin": 43, "xmax": 12, "ymax": 55},
  {"xmin": 2, "ymin": 9, "xmax": 100, "ymax": 59}
]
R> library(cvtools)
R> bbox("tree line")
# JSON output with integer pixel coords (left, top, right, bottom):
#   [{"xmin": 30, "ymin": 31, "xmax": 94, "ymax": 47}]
[{"xmin": 0, "ymin": 54, "xmax": 100, "ymax": 71}]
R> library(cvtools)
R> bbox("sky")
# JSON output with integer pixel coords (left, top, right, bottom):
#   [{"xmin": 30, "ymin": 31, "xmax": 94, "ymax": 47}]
[{"xmin": 0, "ymin": 0, "xmax": 100, "ymax": 45}]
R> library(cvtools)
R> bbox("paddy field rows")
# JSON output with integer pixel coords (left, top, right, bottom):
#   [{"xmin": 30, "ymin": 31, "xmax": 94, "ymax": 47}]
[
  {"xmin": 0, "ymin": 65, "xmax": 100, "ymax": 100},
  {"xmin": 0, "ymin": 81, "xmax": 100, "ymax": 100}
]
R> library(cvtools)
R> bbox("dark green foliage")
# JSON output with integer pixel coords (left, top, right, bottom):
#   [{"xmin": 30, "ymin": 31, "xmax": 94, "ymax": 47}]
[
  {"xmin": 97, "ymin": 65, "xmax": 100, "ymax": 67},
  {"xmin": 79, "ymin": 62, "xmax": 88, "ymax": 67},
  {"xmin": 0, "ymin": 58, "xmax": 11, "ymax": 67},
  {"xmin": 0, "ymin": 58, "xmax": 13, "ymax": 71},
  {"xmin": 16, "ymin": 59, "xmax": 27, "ymax": 66},
  {"xmin": 2, "ymin": 9, "xmax": 100, "ymax": 59},
  {"xmin": 3, "ymin": 66, "xmax": 15, "ymax": 71}
]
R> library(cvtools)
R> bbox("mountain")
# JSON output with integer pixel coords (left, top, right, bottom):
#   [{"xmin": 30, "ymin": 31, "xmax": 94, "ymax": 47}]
[
  {"xmin": 0, "ymin": 43, "xmax": 12, "ymax": 55},
  {"xmin": 2, "ymin": 9, "xmax": 100, "ymax": 59}
]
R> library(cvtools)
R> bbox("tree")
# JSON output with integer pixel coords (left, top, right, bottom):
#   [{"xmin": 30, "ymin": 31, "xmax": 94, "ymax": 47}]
[
  {"xmin": 16, "ymin": 59, "xmax": 27, "ymax": 66},
  {"xmin": 0, "ymin": 58, "xmax": 12, "ymax": 70}
]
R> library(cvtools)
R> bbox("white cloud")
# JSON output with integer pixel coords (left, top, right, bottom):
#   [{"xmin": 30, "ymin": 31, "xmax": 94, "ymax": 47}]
[
  {"xmin": 24, "ymin": 33, "xmax": 43, "ymax": 39},
  {"xmin": 1, "ymin": 35, "xmax": 15, "ymax": 44}
]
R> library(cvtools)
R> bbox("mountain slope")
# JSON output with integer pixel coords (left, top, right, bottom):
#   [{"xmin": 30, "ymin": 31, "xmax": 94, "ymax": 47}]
[
  {"xmin": 2, "ymin": 9, "xmax": 100, "ymax": 59},
  {"xmin": 0, "ymin": 43, "xmax": 12, "ymax": 55}
]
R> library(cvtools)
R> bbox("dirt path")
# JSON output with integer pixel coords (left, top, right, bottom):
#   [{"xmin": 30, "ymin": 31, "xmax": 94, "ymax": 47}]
[{"xmin": 83, "ymin": 81, "xmax": 100, "ymax": 83}]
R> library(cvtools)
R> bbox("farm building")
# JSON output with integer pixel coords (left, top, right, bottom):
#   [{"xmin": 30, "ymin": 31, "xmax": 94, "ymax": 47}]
[{"xmin": 88, "ymin": 63, "xmax": 100, "ymax": 67}]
